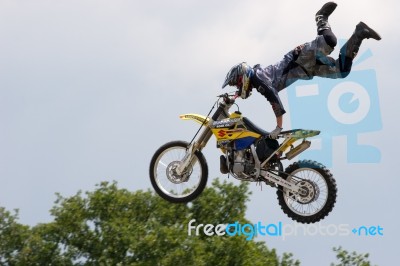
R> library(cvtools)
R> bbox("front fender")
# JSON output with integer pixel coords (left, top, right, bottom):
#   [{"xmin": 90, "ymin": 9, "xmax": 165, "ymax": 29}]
[{"xmin": 179, "ymin": 113, "xmax": 209, "ymax": 125}]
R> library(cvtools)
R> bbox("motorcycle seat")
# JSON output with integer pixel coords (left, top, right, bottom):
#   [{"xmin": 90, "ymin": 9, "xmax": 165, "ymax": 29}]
[{"xmin": 243, "ymin": 117, "xmax": 270, "ymax": 136}]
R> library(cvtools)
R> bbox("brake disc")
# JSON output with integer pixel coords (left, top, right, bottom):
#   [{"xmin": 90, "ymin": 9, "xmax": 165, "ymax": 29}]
[
  {"xmin": 296, "ymin": 180, "xmax": 318, "ymax": 204},
  {"xmin": 166, "ymin": 161, "xmax": 191, "ymax": 184}
]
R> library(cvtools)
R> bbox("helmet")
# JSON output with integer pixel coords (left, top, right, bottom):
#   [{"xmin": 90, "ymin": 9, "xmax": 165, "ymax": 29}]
[{"xmin": 222, "ymin": 62, "xmax": 253, "ymax": 99}]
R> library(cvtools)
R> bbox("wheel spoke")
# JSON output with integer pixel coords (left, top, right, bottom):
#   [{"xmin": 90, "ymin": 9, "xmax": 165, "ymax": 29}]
[
  {"xmin": 159, "ymin": 160, "xmax": 168, "ymax": 168},
  {"xmin": 153, "ymin": 146, "xmax": 202, "ymax": 199},
  {"xmin": 284, "ymin": 168, "xmax": 329, "ymax": 217}
]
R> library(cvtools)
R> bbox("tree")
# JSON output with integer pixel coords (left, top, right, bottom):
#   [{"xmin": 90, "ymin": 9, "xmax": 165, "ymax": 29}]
[
  {"xmin": 331, "ymin": 246, "xmax": 375, "ymax": 266},
  {"xmin": 0, "ymin": 179, "xmax": 299, "ymax": 265},
  {"xmin": 0, "ymin": 208, "xmax": 71, "ymax": 265}
]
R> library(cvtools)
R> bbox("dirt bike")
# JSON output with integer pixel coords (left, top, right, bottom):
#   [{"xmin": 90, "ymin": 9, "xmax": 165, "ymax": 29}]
[{"xmin": 149, "ymin": 93, "xmax": 337, "ymax": 223}]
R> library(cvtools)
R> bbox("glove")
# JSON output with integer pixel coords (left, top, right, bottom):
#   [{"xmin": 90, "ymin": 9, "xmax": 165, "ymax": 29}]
[{"xmin": 269, "ymin": 126, "xmax": 282, "ymax": 139}]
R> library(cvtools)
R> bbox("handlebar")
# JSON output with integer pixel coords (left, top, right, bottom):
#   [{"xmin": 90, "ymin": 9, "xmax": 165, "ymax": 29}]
[{"xmin": 217, "ymin": 93, "xmax": 238, "ymax": 105}]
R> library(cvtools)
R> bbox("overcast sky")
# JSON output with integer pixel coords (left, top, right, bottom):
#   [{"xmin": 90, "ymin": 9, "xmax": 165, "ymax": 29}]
[{"xmin": 1, "ymin": 0, "xmax": 399, "ymax": 265}]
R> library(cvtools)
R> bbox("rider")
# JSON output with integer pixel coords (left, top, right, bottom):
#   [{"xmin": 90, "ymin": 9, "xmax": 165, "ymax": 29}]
[{"xmin": 222, "ymin": 2, "xmax": 381, "ymax": 139}]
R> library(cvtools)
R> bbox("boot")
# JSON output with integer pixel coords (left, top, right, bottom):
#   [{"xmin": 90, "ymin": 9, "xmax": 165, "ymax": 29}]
[
  {"xmin": 315, "ymin": 2, "xmax": 337, "ymax": 33},
  {"xmin": 340, "ymin": 21, "xmax": 382, "ymax": 59},
  {"xmin": 338, "ymin": 22, "xmax": 381, "ymax": 77}
]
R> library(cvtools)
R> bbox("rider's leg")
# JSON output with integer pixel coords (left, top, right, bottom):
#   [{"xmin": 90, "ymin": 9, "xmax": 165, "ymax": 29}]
[
  {"xmin": 338, "ymin": 22, "xmax": 381, "ymax": 77},
  {"xmin": 315, "ymin": 2, "xmax": 338, "ymax": 49},
  {"xmin": 275, "ymin": 3, "xmax": 381, "ymax": 88},
  {"xmin": 319, "ymin": 29, "xmax": 337, "ymax": 49},
  {"xmin": 293, "ymin": 1, "xmax": 338, "ymax": 71},
  {"xmin": 312, "ymin": 21, "xmax": 382, "ymax": 78},
  {"xmin": 314, "ymin": 2, "xmax": 381, "ymax": 77},
  {"xmin": 278, "ymin": 2, "xmax": 339, "ymax": 87}
]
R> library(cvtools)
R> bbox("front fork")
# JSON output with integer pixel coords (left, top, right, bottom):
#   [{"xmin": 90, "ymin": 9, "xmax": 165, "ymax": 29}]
[
  {"xmin": 175, "ymin": 126, "xmax": 213, "ymax": 176},
  {"xmin": 176, "ymin": 99, "xmax": 231, "ymax": 176}
]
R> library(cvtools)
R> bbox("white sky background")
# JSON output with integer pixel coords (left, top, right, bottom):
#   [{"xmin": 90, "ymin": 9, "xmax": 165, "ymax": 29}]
[{"xmin": 1, "ymin": 0, "xmax": 399, "ymax": 265}]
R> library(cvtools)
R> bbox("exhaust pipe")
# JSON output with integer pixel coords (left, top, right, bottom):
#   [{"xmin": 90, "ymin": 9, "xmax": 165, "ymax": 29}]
[{"xmin": 286, "ymin": 140, "xmax": 311, "ymax": 160}]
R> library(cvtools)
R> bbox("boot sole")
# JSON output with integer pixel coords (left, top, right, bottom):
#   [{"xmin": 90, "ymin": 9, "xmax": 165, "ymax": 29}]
[{"xmin": 316, "ymin": 2, "xmax": 338, "ymax": 17}]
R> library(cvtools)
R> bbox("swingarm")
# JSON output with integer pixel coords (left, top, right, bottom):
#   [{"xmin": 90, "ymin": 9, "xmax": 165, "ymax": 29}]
[{"xmin": 260, "ymin": 170, "xmax": 303, "ymax": 194}]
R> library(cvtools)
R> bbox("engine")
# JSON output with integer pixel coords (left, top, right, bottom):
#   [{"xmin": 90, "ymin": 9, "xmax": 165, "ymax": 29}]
[
  {"xmin": 219, "ymin": 136, "xmax": 281, "ymax": 180},
  {"xmin": 229, "ymin": 148, "xmax": 255, "ymax": 179}
]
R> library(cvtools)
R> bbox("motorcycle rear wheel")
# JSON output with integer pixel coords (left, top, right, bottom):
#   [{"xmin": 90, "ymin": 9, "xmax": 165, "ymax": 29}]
[
  {"xmin": 276, "ymin": 160, "xmax": 337, "ymax": 223},
  {"xmin": 149, "ymin": 140, "xmax": 208, "ymax": 203}
]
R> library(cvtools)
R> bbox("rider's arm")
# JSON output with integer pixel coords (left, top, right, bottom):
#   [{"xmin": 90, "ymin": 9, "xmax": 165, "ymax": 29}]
[
  {"xmin": 252, "ymin": 66, "xmax": 285, "ymax": 128},
  {"xmin": 271, "ymin": 101, "xmax": 285, "ymax": 126},
  {"xmin": 276, "ymin": 115, "xmax": 283, "ymax": 129},
  {"xmin": 269, "ymin": 102, "xmax": 284, "ymax": 139}
]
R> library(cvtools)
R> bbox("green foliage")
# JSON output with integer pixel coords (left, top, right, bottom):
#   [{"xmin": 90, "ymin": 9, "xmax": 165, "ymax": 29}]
[
  {"xmin": 0, "ymin": 208, "xmax": 72, "ymax": 265},
  {"xmin": 0, "ymin": 208, "xmax": 29, "ymax": 264},
  {"xmin": 331, "ymin": 246, "xmax": 376, "ymax": 266},
  {"xmin": 0, "ymin": 179, "xmax": 299, "ymax": 266}
]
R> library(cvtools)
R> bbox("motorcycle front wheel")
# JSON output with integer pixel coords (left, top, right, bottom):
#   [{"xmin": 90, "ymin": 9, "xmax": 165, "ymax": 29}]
[{"xmin": 149, "ymin": 140, "xmax": 208, "ymax": 203}]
